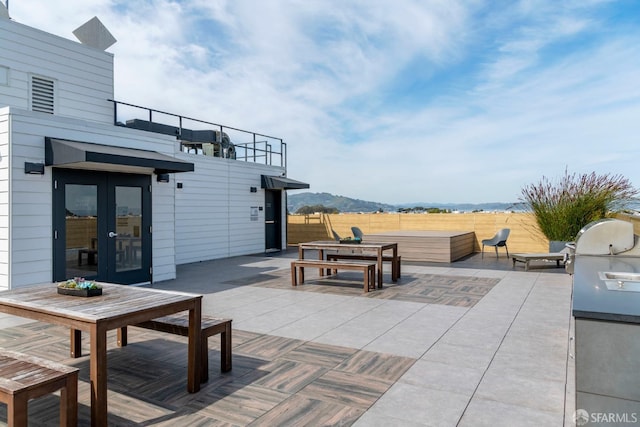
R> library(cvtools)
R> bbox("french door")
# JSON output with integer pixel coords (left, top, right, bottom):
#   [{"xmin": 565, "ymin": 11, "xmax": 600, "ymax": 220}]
[{"xmin": 53, "ymin": 169, "xmax": 152, "ymax": 284}]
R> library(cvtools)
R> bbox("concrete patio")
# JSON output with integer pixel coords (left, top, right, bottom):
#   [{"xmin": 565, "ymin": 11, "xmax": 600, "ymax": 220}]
[{"xmin": 0, "ymin": 249, "xmax": 575, "ymax": 426}]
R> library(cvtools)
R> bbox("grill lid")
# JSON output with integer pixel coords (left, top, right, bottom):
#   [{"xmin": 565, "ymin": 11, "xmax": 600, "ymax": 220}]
[{"xmin": 574, "ymin": 218, "xmax": 635, "ymax": 255}]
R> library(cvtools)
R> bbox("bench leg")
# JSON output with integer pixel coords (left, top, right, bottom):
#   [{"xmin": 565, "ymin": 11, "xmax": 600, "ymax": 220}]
[
  {"xmin": 291, "ymin": 263, "xmax": 297, "ymax": 286},
  {"xmin": 221, "ymin": 322, "xmax": 232, "ymax": 373},
  {"xmin": 299, "ymin": 266, "xmax": 305, "ymax": 284},
  {"xmin": 363, "ymin": 267, "xmax": 369, "ymax": 293},
  {"xmin": 201, "ymin": 335, "xmax": 209, "ymax": 383},
  {"xmin": 201, "ymin": 323, "xmax": 232, "ymax": 383},
  {"xmin": 61, "ymin": 371, "xmax": 79, "ymax": 427},
  {"xmin": 70, "ymin": 329, "xmax": 82, "ymax": 358}
]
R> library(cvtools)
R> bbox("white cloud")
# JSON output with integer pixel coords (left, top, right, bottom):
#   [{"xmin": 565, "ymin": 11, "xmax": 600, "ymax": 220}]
[{"xmin": 8, "ymin": 0, "xmax": 640, "ymax": 204}]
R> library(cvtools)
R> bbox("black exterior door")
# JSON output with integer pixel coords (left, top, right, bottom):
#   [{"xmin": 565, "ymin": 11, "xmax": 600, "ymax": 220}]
[
  {"xmin": 265, "ymin": 190, "xmax": 282, "ymax": 251},
  {"xmin": 52, "ymin": 169, "xmax": 152, "ymax": 284}
]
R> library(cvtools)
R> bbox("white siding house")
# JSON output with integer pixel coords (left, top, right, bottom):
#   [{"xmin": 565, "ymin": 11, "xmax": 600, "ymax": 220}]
[{"xmin": 0, "ymin": 14, "xmax": 307, "ymax": 290}]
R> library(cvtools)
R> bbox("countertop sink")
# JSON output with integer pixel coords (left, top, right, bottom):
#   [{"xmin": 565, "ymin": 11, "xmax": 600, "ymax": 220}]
[{"xmin": 599, "ymin": 271, "xmax": 640, "ymax": 292}]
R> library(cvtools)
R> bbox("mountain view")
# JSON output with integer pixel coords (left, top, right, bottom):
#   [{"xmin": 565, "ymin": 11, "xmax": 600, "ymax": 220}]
[{"xmin": 287, "ymin": 192, "xmax": 520, "ymax": 213}]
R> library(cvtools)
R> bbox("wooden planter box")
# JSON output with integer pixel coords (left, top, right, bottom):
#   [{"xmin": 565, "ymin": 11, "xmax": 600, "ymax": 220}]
[{"xmin": 57, "ymin": 287, "xmax": 102, "ymax": 297}]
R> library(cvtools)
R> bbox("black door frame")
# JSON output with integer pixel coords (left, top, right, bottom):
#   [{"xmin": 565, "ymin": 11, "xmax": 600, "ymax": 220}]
[{"xmin": 52, "ymin": 169, "xmax": 152, "ymax": 284}]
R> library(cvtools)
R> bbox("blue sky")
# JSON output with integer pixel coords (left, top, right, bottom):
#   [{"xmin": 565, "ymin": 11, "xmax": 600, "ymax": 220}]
[{"xmin": 8, "ymin": 0, "xmax": 640, "ymax": 204}]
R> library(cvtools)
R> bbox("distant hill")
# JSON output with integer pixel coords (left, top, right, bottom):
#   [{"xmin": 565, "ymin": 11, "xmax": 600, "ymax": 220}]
[
  {"xmin": 288, "ymin": 192, "xmax": 520, "ymax": 213},
  {"xmin": 288, "ymin": 192, "xmax": 396, "ymax": 213}
]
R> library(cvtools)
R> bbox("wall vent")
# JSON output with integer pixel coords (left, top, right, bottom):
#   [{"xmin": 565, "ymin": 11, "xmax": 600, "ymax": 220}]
[{"xmin": 31, "ymin": 76, "xmax": 55, "ymax": 114}]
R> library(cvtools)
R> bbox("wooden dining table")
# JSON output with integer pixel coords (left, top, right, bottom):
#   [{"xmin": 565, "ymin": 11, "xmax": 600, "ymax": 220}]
[
  {"xmin": 0, "ymin": 283, "xmax": 202, "ymax": 427},
  {"xmin": 298, "ymin": 240, "xmax": 399, "ymax": 288}
]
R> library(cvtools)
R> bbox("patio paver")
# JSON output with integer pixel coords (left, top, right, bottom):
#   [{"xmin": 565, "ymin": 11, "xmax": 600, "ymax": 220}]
[{"xmin": 0, "ymin": 251, "xmax": 574, "ymax": 426}]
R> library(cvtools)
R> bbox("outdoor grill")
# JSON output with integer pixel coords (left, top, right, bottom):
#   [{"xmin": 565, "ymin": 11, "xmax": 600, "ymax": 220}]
[{"xmin": 565, "ymin": 218, "xmax": 640, "ymax": 274}]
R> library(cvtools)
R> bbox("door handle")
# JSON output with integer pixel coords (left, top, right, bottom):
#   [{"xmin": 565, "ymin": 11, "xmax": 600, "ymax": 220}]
[
  {"xmin": 265, "ymin": 221, "xmax": 275, "ymax": 224},
  {"xmin": 108, "ymin": 232, "xmax": 118, "ymax": 238}
]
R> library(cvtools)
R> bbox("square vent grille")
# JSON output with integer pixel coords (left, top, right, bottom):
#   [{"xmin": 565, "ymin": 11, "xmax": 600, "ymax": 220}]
[{"xmin": 31, "ymin": 76, "xmax": 55, "ymax": 114}]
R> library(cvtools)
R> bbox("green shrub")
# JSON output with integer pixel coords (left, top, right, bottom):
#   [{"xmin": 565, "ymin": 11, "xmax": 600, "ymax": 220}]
[{"xmin": 520, "ymin": 170, "xmax": 639, "ymax": 241}]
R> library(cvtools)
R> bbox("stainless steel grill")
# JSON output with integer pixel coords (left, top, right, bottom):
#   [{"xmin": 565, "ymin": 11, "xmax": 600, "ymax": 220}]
[{"xmin": 565, "ymin": 218, "xmax": 640, "ymax": 274}]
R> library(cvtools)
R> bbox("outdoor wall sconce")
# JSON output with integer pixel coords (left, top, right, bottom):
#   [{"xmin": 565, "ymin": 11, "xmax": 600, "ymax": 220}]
[
  {"xmin": 250, "ymin": 186, "xmax": 257, "ymax": 193},
  {"xmin": 177, "ymin": 182, "xmax": 183, "ymax": 189},
  {"xmin": 157, "ymin": 173, "xmax": 170, "ymax": 183},
  {"xmin": 24, "ymin": 162, "xmax": 45, "ymax": 174}
]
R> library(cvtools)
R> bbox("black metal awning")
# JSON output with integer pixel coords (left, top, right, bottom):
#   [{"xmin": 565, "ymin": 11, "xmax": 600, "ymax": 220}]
[
  {"xmin": 45, "ymin": 137, "xmax": 194, "ymax": 174},
  {"xmin": 261, "ymin": 175, "xmax": 310, "ymax": 190}
]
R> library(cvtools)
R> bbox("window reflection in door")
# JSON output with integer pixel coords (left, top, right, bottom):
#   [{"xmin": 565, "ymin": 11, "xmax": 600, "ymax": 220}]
[
  {"xmin": 66, "ymin": 184, "xmax": 98, "ymax": 278},
  {"xmin": 115, "ymin": 186, "xmax": 142, "ymax": 273}
]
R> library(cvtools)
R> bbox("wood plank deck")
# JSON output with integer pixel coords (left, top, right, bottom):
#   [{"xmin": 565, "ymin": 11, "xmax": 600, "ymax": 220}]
[{"xmin": 0, "ymin": 322, "xmax": 414, "ymax": 426}]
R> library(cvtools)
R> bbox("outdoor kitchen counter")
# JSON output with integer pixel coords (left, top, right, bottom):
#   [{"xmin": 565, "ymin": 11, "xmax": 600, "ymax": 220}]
[
  {"xmin": 572, "ymin": 255, "xmax": 640, "ymax": 323},
  {"xmin": 572, "ymin": 254, "xmax": 640, "ymax": 418}
]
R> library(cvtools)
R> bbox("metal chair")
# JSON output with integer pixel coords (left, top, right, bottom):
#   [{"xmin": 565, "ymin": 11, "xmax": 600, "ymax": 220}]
[
  {"xmin": 482, "ymin": 228, "xmax": 510, "ymax": 258},
  {"xmin": 351, "ymin": 227, "xmax": 364, "ymax": 239}
]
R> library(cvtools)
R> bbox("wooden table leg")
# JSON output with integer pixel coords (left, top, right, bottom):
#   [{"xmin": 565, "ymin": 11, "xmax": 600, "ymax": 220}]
[
  {"xmin": 90, "ymin": 324, "xmax": 108, "ymax": 427},
  {"xmin": 187, "ymin": 301, "xmax": 202, "ymax": 393},
  {"xmin": 70, "ymin": 328, "xmax": 82, "ymax": 357},
  {"xmin": 377, "ymin": 248, "xmax": 383, "ymax": 288},
  {"xmin": 318, "ymin": 249, "xmax": 325, "ymax": 276},
  {"xmin": 117, "ymin": 326, "xmax": 128, "ymax": 347},
  {"xmin": 392, "ymin": 245, "xmax": 399, "ymax": 283}
]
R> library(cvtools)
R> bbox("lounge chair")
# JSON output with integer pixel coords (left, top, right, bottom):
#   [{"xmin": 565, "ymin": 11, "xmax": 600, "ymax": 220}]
[
  {"xmin": 351, "ymin": 227, "xmax": 364, "ymax": 239},
  {"xmin": 481, "ymin": 228, "xmax": 510, "ymax": 258}
]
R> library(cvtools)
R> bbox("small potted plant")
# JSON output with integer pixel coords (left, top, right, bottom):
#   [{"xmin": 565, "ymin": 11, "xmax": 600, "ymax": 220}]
[{"xmin": 57, "ymin": 277, "xmax": 102, "ymax": 297}]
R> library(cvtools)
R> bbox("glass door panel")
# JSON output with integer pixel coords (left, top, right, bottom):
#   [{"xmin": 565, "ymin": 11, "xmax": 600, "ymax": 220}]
[
  {"xmin": 65, "ymin": 184, "xmax": 98, "ymax": 279},
  {"xmin": 115, "ymin": 186, "xmax": 142, "ymax": 273}
]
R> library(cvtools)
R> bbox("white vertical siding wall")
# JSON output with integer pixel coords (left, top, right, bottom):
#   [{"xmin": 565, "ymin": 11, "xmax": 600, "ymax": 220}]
[
  {"xmin": 174, "ymin": 153, "xmax": 285, "ymax": 264},
  {"xmin": 0, "ymin": 108, "xmax": 9, "ymax": 290},
  {"xmin": 0, "ymin": 18, "xmax": 114, "ymax": 124},
  {"xmin": 7, "ymin": 108, "xmax": 179, "ymax": 287}
]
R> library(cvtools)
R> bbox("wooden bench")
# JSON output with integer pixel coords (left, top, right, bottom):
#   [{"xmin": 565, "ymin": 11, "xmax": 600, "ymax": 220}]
[
  {"xmin": 327, "ymin": 253, "xmax": 401, "ymax": 280},
  {"xmin": 71, "ymin": 315, "xmax": 232, "ymax": 384},
  {"xmin": 512, "ymin": 253, "xmax": 567, "ymax": 271},
  {"xmin": 125, "ymin": 315, "xmax": 231, "ymax": 383},
  {"xmin": 0, "ymin": 348, "xmax": 78, "ymax": 427},
  {"xmin": 291, "ymin": 259, "xmax": 376, "ymax": 292}
]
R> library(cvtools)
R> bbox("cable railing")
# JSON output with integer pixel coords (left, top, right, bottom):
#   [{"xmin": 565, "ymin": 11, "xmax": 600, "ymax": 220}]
[{"xmin": 109, "ymin": 100, "xmax": 286, "ymax": 169}]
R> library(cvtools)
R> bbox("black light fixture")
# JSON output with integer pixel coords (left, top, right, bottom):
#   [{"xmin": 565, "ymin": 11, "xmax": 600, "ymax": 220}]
[
  {"xmin": 156, "ymin": 173, "xmax": 170, "ymax": 183},
  {"xmin": 250, "ymin": 186, "xmax": 257, "ymax": 193},
  {"xmin": 24, "ymin": 162, "xmax": 45, "ymax": 174}
]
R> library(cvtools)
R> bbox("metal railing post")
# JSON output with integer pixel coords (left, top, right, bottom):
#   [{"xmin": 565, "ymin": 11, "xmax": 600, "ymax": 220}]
[{"xmin": 253, "ymin": 134, "xmax": 257, "ymax": 163}]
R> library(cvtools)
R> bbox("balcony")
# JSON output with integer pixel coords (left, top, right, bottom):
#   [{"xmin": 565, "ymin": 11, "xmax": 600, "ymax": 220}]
[{"xmin": 110, "ymin": 100, "xmax": 287, "ymax": 168}]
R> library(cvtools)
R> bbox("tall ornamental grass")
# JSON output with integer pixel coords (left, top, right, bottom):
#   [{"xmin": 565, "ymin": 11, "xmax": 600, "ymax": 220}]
[{"xmin": 520, "ymin": 171, "xmax": 639, "ymax": 242}]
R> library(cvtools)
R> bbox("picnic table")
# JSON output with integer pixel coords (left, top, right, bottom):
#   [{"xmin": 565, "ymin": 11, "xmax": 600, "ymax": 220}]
[
  {"xmin": 0, "ymin": 283, "xmax": 203, "ymax": 427},
  {"xmin": 298, "ymin": 240, "xmax": 399, "ymax": 288}
]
